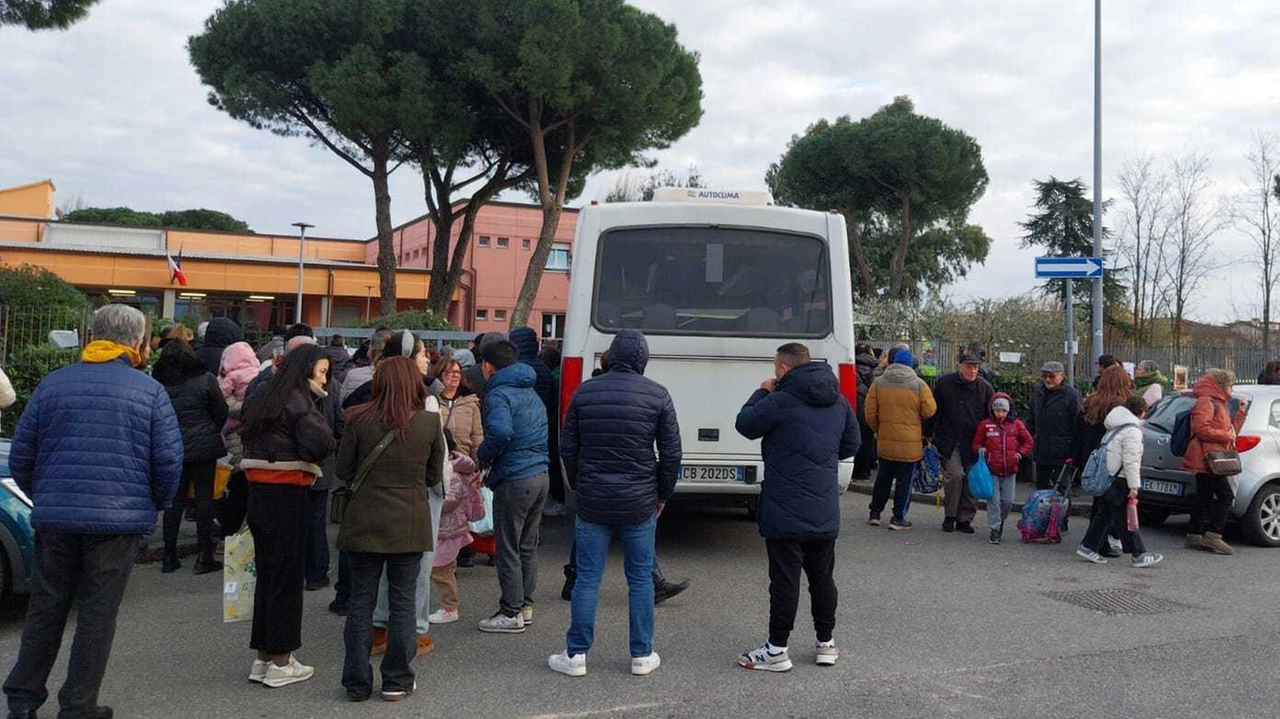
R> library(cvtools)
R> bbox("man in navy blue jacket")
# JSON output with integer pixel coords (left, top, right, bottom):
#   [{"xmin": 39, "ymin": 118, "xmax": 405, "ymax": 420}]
[
  {"xmin": 735, "ymin": 343, "xmax": 860, "ymax": 673},
  {"xmin": 476, "ymin": 339, "xmax": 549, "ymax": 635},
  {"xmin": 4, "ymin": 304, "xmax": 184, "ymax": 719},
  {"xmin": 549, "ymin": 330, "xmax": 680, "ymax": 678}
]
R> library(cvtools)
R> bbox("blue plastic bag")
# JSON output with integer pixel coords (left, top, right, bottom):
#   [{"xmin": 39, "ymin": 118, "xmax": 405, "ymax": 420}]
[{"xmin": 967, "ymin": 450, "xmax": 995, "ymax": 501}]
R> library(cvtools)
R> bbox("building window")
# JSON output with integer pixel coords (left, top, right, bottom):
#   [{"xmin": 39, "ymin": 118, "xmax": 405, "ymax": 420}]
[
  {"xmin": 546, "ymin": 243, "xmax": 571, "ymax": 271},
  {"xmin": 478, "ymin": 236, "xmax": 491, "ymax": 247},
  {"xmin": 412, "ymin": 249, "xmax": 420, "ymax": 259},
  {"xmin": 475, "ymin": 309, "xmax": 488, "ymax": 321},
  {"xmin": 495, "ymin": 309, "xmax": 508, "ymax": 321},
  {"xmin": 522, "ymin": 239, "xmax": 531, "ymax": 250},
  {"xmin": 497, "ymin": 237, "xmax": 510, "ymax": 249}
]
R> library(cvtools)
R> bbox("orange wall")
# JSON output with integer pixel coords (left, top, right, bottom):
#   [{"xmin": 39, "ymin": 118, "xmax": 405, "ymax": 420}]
[
  {"xmin": 167, "ymin": 229, "xmax": 367, "ymax": 263},
  {"xmin": 0, "ymin": 218, "xmax": 41, "ymax": 242},
  {"xmin": 0, "ymin": 181, "xmax": 55, "ymax": 219}
]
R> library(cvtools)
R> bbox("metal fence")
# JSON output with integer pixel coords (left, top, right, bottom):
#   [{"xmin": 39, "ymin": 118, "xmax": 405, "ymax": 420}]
[{"xmin": 0, "ymin": 305, "xmax": 89, "ymax": 364}]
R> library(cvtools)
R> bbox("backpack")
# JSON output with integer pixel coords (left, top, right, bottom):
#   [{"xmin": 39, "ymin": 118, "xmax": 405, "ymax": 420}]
[
  {"xmin": 1081, "ymin": 425, "xmax": 1137, "ymax": 496},
  {"xmin": 1169, "ymin": 409, "xmax": 1193, "ymax": 457},
  {"xmin": 1018, "ymin": 488, "xmax": 1070, "ymax": 543}
]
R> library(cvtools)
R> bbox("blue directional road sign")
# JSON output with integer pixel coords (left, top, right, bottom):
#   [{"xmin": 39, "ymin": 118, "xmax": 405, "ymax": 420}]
[{"xmin": 1035, "ymin": 256, "xmax": 1104, "ymax": 279}]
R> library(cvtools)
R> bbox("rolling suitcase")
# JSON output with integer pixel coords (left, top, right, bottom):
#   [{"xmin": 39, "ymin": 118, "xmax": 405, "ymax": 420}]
[{"xmin": 1017, "ymin": 464, "xmax": 1074, "ymax": 544}]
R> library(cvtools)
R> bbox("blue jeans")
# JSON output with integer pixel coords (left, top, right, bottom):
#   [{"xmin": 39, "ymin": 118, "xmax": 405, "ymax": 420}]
[
  {"xmin": 988, "ymin": 475, "xmax": 1017, "ymax": 532},
  {"xmin": 567, "ymin": 515, "xmax": 656, "ymax": 658}
]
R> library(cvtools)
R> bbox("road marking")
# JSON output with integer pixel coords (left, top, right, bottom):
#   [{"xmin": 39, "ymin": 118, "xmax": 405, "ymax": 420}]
[{"xmin": 527, "ymin": 702, "xmax": 672, "ymax": 719}]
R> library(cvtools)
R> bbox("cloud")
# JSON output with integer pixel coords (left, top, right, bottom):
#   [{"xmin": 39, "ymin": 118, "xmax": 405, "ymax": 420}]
[{"xmin": 2, "ymin": 0, "xmax": 1278, "ymax": 320}]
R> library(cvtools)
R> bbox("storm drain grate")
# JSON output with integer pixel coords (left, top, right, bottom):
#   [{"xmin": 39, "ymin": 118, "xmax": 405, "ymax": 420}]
[{"xmin": 1042, "ymin": 588, "xmax": 1191, "ymax": 616}]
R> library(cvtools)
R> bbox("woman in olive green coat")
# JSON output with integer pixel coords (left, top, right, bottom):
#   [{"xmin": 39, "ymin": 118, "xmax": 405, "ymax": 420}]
[{"xmin": 336, "ymin": 357, "xmax": 447, "ymax": 703}]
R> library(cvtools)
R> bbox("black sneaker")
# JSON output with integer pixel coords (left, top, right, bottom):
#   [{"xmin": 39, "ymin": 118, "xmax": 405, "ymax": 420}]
[
  {"xmin": 329, "ymin": 598, "xmax": 349, "ymax": 616},
  {"xmin": 561, "ymin": 565, "xmax": 577, "ymax": 602},
  {"xmin": 161, "ymin": 555, "xmax": 182, "ymax": 574},
  {"xmin": 456, "ymin": 547, "xmax": 476, "ymax": 568},
  {"xmin": 305, "ymin": 576, "xmax": 331, "ymax": 591},
  {"xmin": 943, "ymin": 517, "xmax": 956, "ymax": 533},
  {"xmin": 888, "ymin": 518, "xmax": 912, "ymax": 531},
  {"xmin": 868, "ymin": 513, "xmax": 882, "ymax": 527},
  {"xmin": 956, "ymin": 522, "xmax": 975, "ymax": 534},
  {"xmin": 193, "ymin": 557, "xmax": 223, "ymax": 575},
  {"xmin": 654, "ymin": 577, "xmax": 690, "ymax": 606},
  {"xmin": 989, "ymin": 529, "xmax": 1001, "ymax": 545}
]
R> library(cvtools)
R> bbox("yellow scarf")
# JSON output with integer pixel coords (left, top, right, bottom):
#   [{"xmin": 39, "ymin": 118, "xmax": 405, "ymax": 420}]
[{"xmin": 82, "ymin": 340, "xmax": 142, "ymax": 367}]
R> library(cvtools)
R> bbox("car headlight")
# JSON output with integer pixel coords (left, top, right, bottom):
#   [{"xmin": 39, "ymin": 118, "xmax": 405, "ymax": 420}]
[{"xmin": 0, "ymin": 478, "xmax": 33, "ymax": 508}]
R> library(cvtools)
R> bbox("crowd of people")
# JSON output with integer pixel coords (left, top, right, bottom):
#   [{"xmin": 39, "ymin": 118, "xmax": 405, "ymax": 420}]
[{"xmin": 0, "ymin": 303, "xmax": 1256, "ymax": 715}]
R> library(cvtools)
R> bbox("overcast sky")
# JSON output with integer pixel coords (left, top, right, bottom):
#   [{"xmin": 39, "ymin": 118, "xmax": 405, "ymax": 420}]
[{"xmin": 2, "ymin": 0, "xmax": 1278, "ymax": 322}]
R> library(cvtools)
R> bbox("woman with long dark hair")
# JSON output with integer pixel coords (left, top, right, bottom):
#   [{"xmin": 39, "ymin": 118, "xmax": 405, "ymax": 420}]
[
  {"xmin": 152, "ymin": 339, "xmax": 229, "ymax": 574},
  {"xmin": 240, "ymin": 344, "xmax": 335, "ymax": 688},
  {"xmin": 337, "ymin": 357, "xmax": 447, "ymax": 703},
  {"xmin": 1074, "ymin": 364, "xmax": 1134, "ymax": 562}
]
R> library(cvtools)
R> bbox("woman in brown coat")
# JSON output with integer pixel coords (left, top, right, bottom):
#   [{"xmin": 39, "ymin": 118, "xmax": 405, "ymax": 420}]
[
  {"xmin": 336, "ymin": 357, "xmax": 447, "ymax": 703},
  {"xmin": 1183, "ymin": 369, "xmax": 1244, "ymax": 555},
  {"xmin": 434, "ymin": 357, "xmax": 484, "ymax": 458}
]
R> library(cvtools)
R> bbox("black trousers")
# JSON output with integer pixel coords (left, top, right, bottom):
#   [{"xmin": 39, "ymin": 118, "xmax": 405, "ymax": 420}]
[
  {"xmin": 1081, "ymin": 477, "xmax": 1146, "ymax": 556},
  {"xmin": 868, "ymin": 459, "xmax": 914, "ymax": 521},
  {"xmin": 304, "ymin": 489, "xmax": 330, "ymax": 585},
  {"xmin": 765, "ymin": 538, "xmax": 837, "ymax": 647},
  {"xmin": 218, "ymin": 470, "xmax": 249, "ymax": 537},
  {"xmin": 4, "ymin": 532, "xmax": 142, "ymax": 717},
  {"xmin": 342, "ymin": 552, "xmax": 420, "ymax": 698},
  {"xmin": 852, "ymin": 425, "xmax": 877, "ymax": 478},
  {"xmin": 163, "ymin": 460, "xmax": 217, "ymax": 559},
  {"xmin": 1191, "ymin": 473, "xmax": 1234, "ymax": 535},
  {"xmin": 247, "ymin": 483, "xmax": 309, "ymax": 655}
]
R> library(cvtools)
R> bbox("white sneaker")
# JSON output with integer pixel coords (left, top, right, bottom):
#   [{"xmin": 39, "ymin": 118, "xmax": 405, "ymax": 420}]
[
  {"xmin": 815, "ymin": 642, "xmax": 839, "ymax": 666},
  {"xmin": 248, "ymin": 659, "xmax": 268, "ymax": 683},
  {"xmin": 381, "ymin": 680, "xmax": 417, "ymax": 702},
  {"xmin": 738, "ymin": 644, "xmax": 792, "ymax": 672},
  {"xmin": 543, "ymin": 499, "xmax": 568, "ymax": 517},
  {"xmin": 631, "ymin": 652, "xmax": 661, "ymax": 676},
  {"xmin": 429, "ymin": 608, "xmax": 459, "ymax": 625},
  {"xmin": 522, "ymin": 604, "xmax": 534, "ymax": 625},
  {"xmin": 548, "ymin": 650, "xmax": 587, "ymax": 677},
  {"xmin": 1131, "ymin": 552, "xmax": 1164, "ymax": 568},
  {"xmin": 1075, "ymin": 546, "xmax": 1108, "ymax": 565},
  {"xmin": 261, "ymin": 656, "xmax": 314, "ymax": 688},
  {"xmin": 478, "ymin": 612, "xmax": 526, "ymax": 634}
]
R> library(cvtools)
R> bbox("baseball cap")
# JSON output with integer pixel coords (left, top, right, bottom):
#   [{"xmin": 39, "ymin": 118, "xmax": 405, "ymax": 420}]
[
  {"xmin": 957, "ymin": 350, "xmax": 981, "ymax": 365},
  {"xmin": 1040, "ymin": 361, "xmax": 1066, "ymax": 374}
]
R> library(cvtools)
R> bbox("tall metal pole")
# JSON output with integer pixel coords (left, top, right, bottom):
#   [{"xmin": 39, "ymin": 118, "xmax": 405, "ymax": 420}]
[
  {"xmin": 1066, "ymin": 279, "xmax": 1076, "ymax": 387},
  {"xmin": 292, "ymin": 222, "xmax": 314, "ymax": 325},
  {"xmin": 1091, "ymin": 0, "xmax": 1105, "ymax": 364}
]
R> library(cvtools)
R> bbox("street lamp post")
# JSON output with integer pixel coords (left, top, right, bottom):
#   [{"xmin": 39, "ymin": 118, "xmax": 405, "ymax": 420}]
[
  {"xmin": 292, "ymin": 222, "xmax": 314, "ymax": 326},
  {"xmin": 1091, "ymin": 0, "xmax": 1105, "ymax": 363}
]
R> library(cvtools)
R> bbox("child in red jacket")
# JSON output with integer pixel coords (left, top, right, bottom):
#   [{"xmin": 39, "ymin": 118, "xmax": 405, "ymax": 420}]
[{"xmin": 972, "ymin": 393, "xmax": 1033, "ymax": 544}]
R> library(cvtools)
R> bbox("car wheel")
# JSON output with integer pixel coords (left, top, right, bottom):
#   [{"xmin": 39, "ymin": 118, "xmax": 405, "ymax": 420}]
[
  {"xmin": 1242, "ymin": 484, "xmax": 1280, "ymax": 548},
  {"xmin": 1138, "ymin": 506, "xmax": 1172, "ymax": 527}
]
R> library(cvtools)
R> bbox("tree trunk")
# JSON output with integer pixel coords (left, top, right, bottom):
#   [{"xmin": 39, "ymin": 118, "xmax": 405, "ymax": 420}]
[
  {"xmin": 1263, "ymin": 271, "xmax": 1272, "ymax": 353},
  {"xmin": 845, "ymin": 211, "xmax": 876, "ymax": 297},
  {"xmin": 424, "ymin": 167, "xmax": 457, "ymax": 316},
  {"xmin": 371, "ymin": 138, "xmax": 397, "ymax": 316},
  {"xmin": 512, "ymin": 204, "xmax": 563, "ymax": 329},
  {"xmin": 887, "ymin": 193, "xmax": 913, "ymax": 299},
  {"xmin": 512, "ymin": 111, "xmax": 576, "ymax": 329}
]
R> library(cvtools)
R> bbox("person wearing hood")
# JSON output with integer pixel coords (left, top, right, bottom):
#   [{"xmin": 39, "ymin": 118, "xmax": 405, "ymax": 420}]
[
  {"xmin": 196, "ymin": 317, "xmax": 243, "ymax": 375},
  {"xmin": 1133, "ymin": 360, "xmax": 1171, "ymax": 405},
  {"xmin": 476, "ymin": 339, "xmax": 550, "ymax": 634},
  {"xmin": 1183, "ymin": 369, "xmax": 1246, "ymax": 555},
  {"xmin": 865, "ymin": 348, "xmax": 937, "ymax": 531},
  {"xmin": 462, "ymin": 332, "xmax": 505, "ymax": 407},
  {"xmin": 927, "ymin": 350, "xmax": 995, "ymax": 534},
  {"xmin": 218, "ymin": 341, "xmax": 261, "ymax": 537},
  {"xmin": 324, "ymin": 335, "xmax": 355, "ymax": 388},
  {"xmin": 734, "ymin": 343, "xmax": 860, "ymax": 673},
  {"xmin": 1028, "ymin": 361, "xmax": 1083, "ymax": 490},
  {"xmin": 153, "ymin": 339, "xmax": 229, "ymax": 574},
  {"xmin": 548, "ymin": 330, "xmax": 680, "ymax": 678},
  {"xmin": 1077, "ymin": 397, "xmax": 1163, "ymax": 568},
  {"xmin": 971, "ymin": 394, "xmax": 1033, "ymax": 544},
  {"xmin": 851, "ymin": 343, "xmax": 880, "ymax": 481}
]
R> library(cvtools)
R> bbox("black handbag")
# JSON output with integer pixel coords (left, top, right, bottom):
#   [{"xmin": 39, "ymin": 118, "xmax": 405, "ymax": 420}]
[{"xmin": 330, "ymin": 431, "xmax": 396, "ymax": 524}]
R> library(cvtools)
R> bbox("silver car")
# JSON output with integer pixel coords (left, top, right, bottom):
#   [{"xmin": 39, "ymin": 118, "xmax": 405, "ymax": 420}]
[{"xmin": 1138, "ymin": 385, "xmax": 1280, "ymax": 547}]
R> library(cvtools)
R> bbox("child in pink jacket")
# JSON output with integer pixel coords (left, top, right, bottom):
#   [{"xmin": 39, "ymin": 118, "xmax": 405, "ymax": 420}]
[{"xmin": 428, "ymin": 431, "xmax": 485, "ymax": 624}]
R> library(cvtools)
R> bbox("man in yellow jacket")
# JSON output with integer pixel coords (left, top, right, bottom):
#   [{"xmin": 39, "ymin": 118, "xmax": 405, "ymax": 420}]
[{"xmin": 865, "ymin": 349, "xmax": 937, "ymax": 530}]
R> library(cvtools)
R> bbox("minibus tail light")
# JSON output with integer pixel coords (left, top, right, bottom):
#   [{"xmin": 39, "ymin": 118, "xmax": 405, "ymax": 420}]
[
  {"xmin": 1237, "ymin": 435, "xmax": 1261, "ymax": 453},
  {"xmin": 560, "ymin": 356, "xmax": 584, "ymax": 427},
  {"xmin": 838, "ymin": 363, "xmax": 858, "ymax": 413}
]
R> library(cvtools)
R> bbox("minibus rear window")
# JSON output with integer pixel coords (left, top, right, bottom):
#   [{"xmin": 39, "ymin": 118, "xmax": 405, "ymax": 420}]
[{"xmin": 593, "ymin": 227, "xmax": 832, "ymax": 337}]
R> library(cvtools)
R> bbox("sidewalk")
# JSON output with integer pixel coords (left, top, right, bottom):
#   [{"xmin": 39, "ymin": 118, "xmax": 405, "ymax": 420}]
[
  {"xmin": 136, "ymin": 516, "xmax": 207, "ymax": 564},
  {"xmin": 846, "ymin": 476, "xmax": 1092, "ymax": 518}
]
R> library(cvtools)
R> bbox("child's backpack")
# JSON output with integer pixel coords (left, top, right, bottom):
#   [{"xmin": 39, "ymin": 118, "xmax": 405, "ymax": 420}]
[
  {"xmin": 1081, "ymin": 425, "xmax": 1136, "ymax": 496},
  {"xmin": 1018, "ymin": 487, "xmax": 1070, "ymax": 543},
  {"xmin": 1169, "ymin": 409, "xmax": 1193, "ymax": 457}
]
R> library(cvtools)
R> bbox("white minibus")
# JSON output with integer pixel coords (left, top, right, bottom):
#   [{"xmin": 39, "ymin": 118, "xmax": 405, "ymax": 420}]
[{"xmin": 558, "ymin": 189, "xmax": 858, "ymax": 516}]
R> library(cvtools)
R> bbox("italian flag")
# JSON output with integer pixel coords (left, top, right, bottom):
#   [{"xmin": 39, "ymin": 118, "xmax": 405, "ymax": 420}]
[{"xmin": 167, "ymin": 249, "xmax": 188, "ymax": 287}]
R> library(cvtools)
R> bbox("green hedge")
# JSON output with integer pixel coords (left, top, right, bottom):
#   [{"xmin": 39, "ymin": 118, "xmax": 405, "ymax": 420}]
[
  {"xmin": 359, "ymin": 310, "xmax": 454, "ymax": 331},
  {"xmin": 2, "ymin": 345, "xmax": 81, "ymax": 435}
]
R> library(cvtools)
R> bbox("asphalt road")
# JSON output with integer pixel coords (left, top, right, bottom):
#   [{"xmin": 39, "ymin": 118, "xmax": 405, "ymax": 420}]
[{"xmin": 0, "ymin": 496, "xmax": 1276, "ymax": 719}]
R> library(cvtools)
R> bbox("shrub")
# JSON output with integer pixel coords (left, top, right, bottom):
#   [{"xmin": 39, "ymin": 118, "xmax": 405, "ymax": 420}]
[
  {"xmin": 2, "ymin": 345, "xmax": 81, "ymax": 435},
  {"xmin": 359, "ymin": 310, "xmax": 454, "ymax": 332}
]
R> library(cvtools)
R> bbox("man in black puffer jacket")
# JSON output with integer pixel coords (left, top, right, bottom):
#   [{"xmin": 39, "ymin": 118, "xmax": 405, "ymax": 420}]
[
  {"xmin": 552, "ymin": 330, "xmax": 681, "ymax": 676},
  {"xmin": 925, "ymin": 349, "xmax": 995, "ymax": 534},
  {"xmin": 734, "ymin": 343, "xmax": 860, "ymax": 672}
]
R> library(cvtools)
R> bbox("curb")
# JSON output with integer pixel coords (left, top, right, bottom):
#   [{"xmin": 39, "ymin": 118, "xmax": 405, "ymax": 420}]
[{"xmin": 845, "ymin": 481, "xmax": 1092, "ymax": 519}]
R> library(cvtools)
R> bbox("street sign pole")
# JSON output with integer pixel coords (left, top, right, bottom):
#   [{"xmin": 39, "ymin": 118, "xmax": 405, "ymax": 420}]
[
  {"xmin": 1091, "ymin": 0, "xmax": 1105, "ymax": 367},
  {"xmin": 1065, "ymin": 279, "xmax": 1075, "ymax": 387}
]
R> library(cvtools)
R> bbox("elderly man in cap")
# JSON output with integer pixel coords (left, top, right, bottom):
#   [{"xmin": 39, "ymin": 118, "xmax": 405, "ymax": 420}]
[
  {"xmin": 925, "ymin": 348, "xmax": 995, "ymax": 533},
  {"xmin": 1027, "ymin": 361, "xmax": 1084, "ymax": 490}
]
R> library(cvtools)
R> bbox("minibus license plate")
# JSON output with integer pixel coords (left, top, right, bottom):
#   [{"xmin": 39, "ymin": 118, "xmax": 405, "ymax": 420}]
[
  {"xmin": 680, "ymin": 466, "xmax": 745, "ymax": 483},
  {"xmin": 1142, "ymin": 479, "xmax": 1183, "ymax": 497}
]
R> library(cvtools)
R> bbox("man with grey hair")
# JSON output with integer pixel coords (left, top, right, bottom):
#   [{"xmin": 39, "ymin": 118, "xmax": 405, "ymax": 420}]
[{"xmin": 4, "ymin": 304, "xmax": 184, "ymax": 719}]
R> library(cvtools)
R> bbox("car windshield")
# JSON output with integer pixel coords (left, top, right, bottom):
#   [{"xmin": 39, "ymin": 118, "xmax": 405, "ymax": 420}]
[{"xmin": 593, "ymin": 226, "xmax": 832, "ymax": 337}]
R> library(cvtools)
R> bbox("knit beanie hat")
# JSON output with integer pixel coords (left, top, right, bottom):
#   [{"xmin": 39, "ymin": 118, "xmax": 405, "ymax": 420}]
[{"xmin": 992, "ymin": 397, "xmax": 1011, "ymax": 412}]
